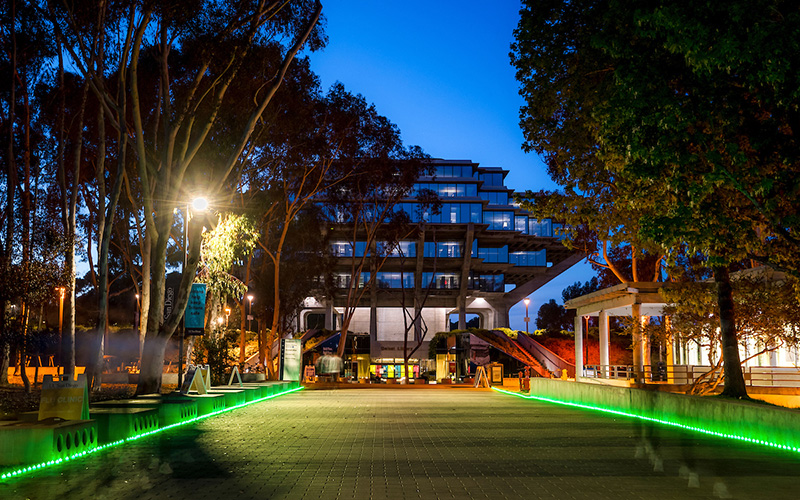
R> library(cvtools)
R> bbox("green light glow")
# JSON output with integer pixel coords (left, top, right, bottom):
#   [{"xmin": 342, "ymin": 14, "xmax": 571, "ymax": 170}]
[
  {"xmin": 492, "ymin": 387, "xmax": 800, "ymax": 454},
  {"xmin": 0, "ymin": 385, "xmax": 302, "ymax": 481}
]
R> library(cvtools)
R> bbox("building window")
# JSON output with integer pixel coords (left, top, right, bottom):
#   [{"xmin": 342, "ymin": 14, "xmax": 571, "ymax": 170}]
[
  {"xmin": 478, "ymin": 246, "xmax": 508, "ymax": 263},
  {"xmin": 422, "ymin": 272, "xmax": 460, "ymax": 289},
  {"xmin": 483, "ymin": 211, "xmax": 513, "ymax": 230},
  {"xmin": 479, "ymin": 191, "xmax": 509, "ymax": 205},
  {"xmin": 470, "ymin": 274, "xmax": 504, "ymax": 292},
  {"xmin": 434, "ymin": 165, "xmax": 473, "ymax": 178},
  {"xmin": 509, "ymin": 250, "xmax": 546, "ymax": 267},
  {"xmin": 416, "ymin": 182, "xmax": 478, "ymax": 198},
  {"xmin": 333, "ymin": 272, "xmax": 370, "ymax": 289},
  {"xmin": 528, "ymin": 218, "xmax": 553, "ymax": 237},
  {"xmin": 424, "ymin": 203, "xmax": 482, "ymax": 224},
  {"xmin": 424, "ymin": 241, "xmax": 463, "ymax": 258},
  {"xmin": 515, "ymin": 216, "xmax": 528, "ymax": 233},
  {"xmin": 379, "ymin": 240, "xmax": 415, "ymax": 257},
  {"xmin": 375, "ymin": 272, "xmax": 414, "ymax": 289},
  {"xmin": 477, "ymin": 172, "xmax": 504, "ymax": 186}
]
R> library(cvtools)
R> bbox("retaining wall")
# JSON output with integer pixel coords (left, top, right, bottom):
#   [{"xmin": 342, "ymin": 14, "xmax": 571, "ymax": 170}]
[{"xmin": 528, "ymin": 378, "xmax": 800, "ymax": 449}]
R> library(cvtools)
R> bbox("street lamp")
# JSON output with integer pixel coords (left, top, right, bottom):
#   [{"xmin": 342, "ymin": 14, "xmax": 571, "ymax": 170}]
[
  {"xmin": 178, "ymin": 196, "xmax": 208, "ymax": 389},
  {"xmin": 247, "ymin": 294, "xmax": 254, "ymax": 334},
  {"xmin": 523, "ymin": 297, "xmax": 531, "ymax": 335},
  {"xmin": 225, "ymin": 307, "xmax": 231, "ymax": 328}
]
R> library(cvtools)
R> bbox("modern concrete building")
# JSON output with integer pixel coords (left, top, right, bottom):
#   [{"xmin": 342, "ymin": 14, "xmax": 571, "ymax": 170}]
[{"xmin": 299, "ymin": 159, "xmax": 581, "ymax": 380}]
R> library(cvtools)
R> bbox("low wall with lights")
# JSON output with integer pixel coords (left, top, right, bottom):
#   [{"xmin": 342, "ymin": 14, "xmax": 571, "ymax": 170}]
[
  {"xmin": 495, "ymin": 379, "xmax": 800, "ymax": 454},
  {"xmin": 0, "ymin": 381, "xmax": 301, "ymax": 480}
]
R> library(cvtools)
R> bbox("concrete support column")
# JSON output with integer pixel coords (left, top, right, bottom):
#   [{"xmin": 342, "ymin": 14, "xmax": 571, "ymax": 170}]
[
  {"xmin": 458, "ymin": 224, "xmax": 474, "ymax": 330},
  {"xmin": 488, "ymin": 300, "xmax": 509, "ymax": 329},
  {"xmin": 574, "ymin": 315, "xmax": 583, "ymax": 381},
  {"xmin": 631, "ymin": 303, "xmax": 644, "ymax": 382},
  {"xmin": 369, "ymin": 240, "xmax": 380, "ymax": 358},
  {"xmin": 414, "ymin": 226, "xmax": 425, "ymax": 341},
  {"xmin": 599, "ymin": 310, "xmax": 609, "ymax": 378},
  {"xmin": 324, "ymin": 300, "xmax": 334, "ymax": 330}
]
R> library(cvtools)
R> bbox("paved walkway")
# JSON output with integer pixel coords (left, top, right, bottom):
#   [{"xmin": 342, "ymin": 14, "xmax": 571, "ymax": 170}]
[{"xmin": 2, "ymin": 388, "xmax": 799, "ymax": 499}]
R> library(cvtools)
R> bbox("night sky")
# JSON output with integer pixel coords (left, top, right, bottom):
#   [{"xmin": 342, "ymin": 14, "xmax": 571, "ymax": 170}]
[{"xmin": 309, "ymin": 1, "xmax": 594, "ymax": 329}]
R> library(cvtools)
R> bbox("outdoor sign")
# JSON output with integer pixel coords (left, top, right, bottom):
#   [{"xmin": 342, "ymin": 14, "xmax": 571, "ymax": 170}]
[
  {"xmin": 163, "ymin": 273, "xmax": 182, "ymax": 322},
  {"xmin": 228, "ymin": 365, "xmax": 243, "ymax": 387},
  {"xmin": 280, "ymin": 339, "xmax": 302, "ymax": 381},
  {"xmin": 490, "ymin": 363, "xmax": 504, "ymax": 385},
  {"xmin": 180, "ymin": 364, "xmax": 210, "ymax": 394},
  {"xmin": 185, "ymin": 283, "xmax": 207, "ymax": 335},
  {"xmin": 38, "ymin": 374, "xmax": 89, "ymax": 421},
  {"xmin": 303, "ymin": 365, "xmax": 316, "ymax": 383}
]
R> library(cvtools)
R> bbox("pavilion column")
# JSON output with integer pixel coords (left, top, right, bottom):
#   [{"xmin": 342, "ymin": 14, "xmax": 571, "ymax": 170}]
[
  {"xmin": 574, "ymin": 315, "xmax": 583, "ymax": 381},
  {"xmin": 599, "ymin": 310, "xmax": 609, "ymax": 378},
  {"xmin": 631, "ymin": 303, "xmax": 645, "ymax": 382},
  {"xmin": 665, "ymin": 315, "xmax": 675, "ymax": 383}
]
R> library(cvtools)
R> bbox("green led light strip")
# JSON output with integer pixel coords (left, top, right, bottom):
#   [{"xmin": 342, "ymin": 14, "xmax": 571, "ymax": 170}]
[
  {"xmin": 492, "ymin": 387, "xmax": 800, "ymax": 454},
  {"xmin": 1, "ymin": 386, "xmax": 302, "ymax": 481}
]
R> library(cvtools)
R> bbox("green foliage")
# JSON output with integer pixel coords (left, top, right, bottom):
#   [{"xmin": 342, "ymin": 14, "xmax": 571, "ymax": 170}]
[
  {"xmin": 192, "ymin": 328, "xmax": 238, "ymax": 386},
  {"xmin": 199, "ymin": 213, "xmax": 257, "ymax": 298},
  {"xmin": 496, "ymin": 327, "xmax": 521, "ymax": 339},
  {"xmin": 512, "ymin": 0, "xmax": 800, "ymax": 275},
  {"xmin": 658, "ymin": 272, "xmax": 800, "ymax": 360}
]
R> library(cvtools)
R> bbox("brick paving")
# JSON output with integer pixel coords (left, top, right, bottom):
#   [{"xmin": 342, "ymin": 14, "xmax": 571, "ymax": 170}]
[{"xmin": 2, "ymin": 388, "xmax": 800, "ymax": 499}]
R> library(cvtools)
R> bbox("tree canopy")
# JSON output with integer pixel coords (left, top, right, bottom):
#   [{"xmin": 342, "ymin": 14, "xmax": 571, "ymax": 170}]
[{"xmin": 512, "ymin": 0, "xmax": 800, "ymax": 397}]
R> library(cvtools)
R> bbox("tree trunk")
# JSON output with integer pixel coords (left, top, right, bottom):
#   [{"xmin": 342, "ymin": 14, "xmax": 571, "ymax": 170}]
[
  {"xmin": 20, "ymin": 306, "xmax": 30, "ymax": 392},
  {"xmin": 137, "ymin": 333, "xmax": 170, "ymax": 394},
  {"xmin": 714, "ymin": 265, "xmax": 748, "ymax": 399}
]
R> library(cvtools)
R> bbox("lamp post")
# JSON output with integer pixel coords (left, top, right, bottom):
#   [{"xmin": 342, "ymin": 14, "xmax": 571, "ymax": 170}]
[
  {"xmin": 225, "ymin": 307, "xmax": 231, "ymax": 328},
  {"xmin": 178, "ymin": 197, "xmax": 208, "ymax": 389},
  {"xmin": 247, "ymin": 295, "xmax": 254, "ymax": 334},
  {"xmin": 523, "ymin": 297, "xmax": 531, "ymax": 335}
]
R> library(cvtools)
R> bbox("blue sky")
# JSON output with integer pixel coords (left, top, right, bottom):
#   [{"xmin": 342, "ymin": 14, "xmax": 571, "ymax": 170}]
[{"xmin": 308, "ymin": 1, "xmax": 595, "ymax": 329}]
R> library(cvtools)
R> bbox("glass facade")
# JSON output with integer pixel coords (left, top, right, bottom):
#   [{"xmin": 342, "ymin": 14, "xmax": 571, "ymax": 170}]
[
  {"xmin": 483, "ymin": 211, "xmax": 514, "ymax": 230},
  {"xmin": 433, "ymin": 165, "xmax": 473, "ymax": 178},
  {"xmin": 421, "ymin": 272, "xmax": 460, "ymax": 289},
  {"xmin": 423, "ymin": 241, "xmax": 463, "ymax": 258},
  {"xmin": 333, "ymin": 272, "xmax": 370, "ymax": 288},
  {"xmin": 477, "ymin": 245, "xmax": 508, "ymax": 263},
  {"xmin": 476, "ymin": 171, "xmax": 504, "ymax": 186},
  {"xmin": 528, "ymin": 219, "xmax": 553, "ymax": 237},
  {"xmin": 331, "ymin": 241, "xmax": 370, "ymax": 257},
  {"xmin": 378, "ymin": 240, "xmax": 416, "ymax": 257},
  {"xmin": 479, "ymin": 191, "xmax": 509, "ymax": 205},
  {"xmin": 415, "ymin": 182, "xmax": 478, "ymax": 198},
  {"xmin": 470, "ymin": 274, "xmax": 504, "ymax": 292},
  {"xmin": 374, "ymin": 272, "xmax": 414, "ymax": 289},
  {"xmin": 326, "ymin": 162, "xmax": 563, "ymax": 293},
  {"xmin": 515, "ymin": 216, "xmax": 528, "ymax": 233},
  {"xmin": 509, "ymin": 249, "xmax": 547, "ymax": 267}
]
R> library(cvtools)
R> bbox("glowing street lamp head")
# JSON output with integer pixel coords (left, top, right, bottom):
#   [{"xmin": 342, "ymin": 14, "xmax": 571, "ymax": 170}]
[
  {"xmin": 191, "ymin": 197, "xmax": 209, "ymax": 211},
  {"xmin": 247, "ymin": 294, "xmax": 254, "ymax": 303},
  {"xmin": 523, "ymin": 297, "xmax": 530, "ymax": 306}
]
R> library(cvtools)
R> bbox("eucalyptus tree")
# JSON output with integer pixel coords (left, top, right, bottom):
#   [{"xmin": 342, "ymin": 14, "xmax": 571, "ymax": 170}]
[{"xmin": 52, "ymin": 0, "xmax": 324, "ymax": 393}]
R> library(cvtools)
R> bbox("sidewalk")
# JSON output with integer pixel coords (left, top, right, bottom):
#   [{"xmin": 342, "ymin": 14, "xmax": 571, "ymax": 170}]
[{"xmin": 3, "ymin": 388, "xmax": 799, "ymax": 499}]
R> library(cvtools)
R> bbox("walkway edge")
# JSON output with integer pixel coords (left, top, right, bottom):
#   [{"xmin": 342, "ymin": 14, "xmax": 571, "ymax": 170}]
[
  {"xmin": 493, "ymin": 379, "xmax": 800, "ymax": 454},
  {"xmin": 0, "ymin": 386, "xmax": 302, "ymax": 481}
]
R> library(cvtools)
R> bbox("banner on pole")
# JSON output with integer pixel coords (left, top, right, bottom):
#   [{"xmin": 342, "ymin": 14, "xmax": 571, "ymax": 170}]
[{"xmin": 185, "ymin": 283, "xmax": 207, "ymax": 335}]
